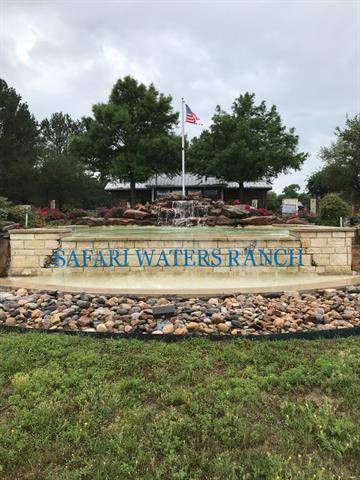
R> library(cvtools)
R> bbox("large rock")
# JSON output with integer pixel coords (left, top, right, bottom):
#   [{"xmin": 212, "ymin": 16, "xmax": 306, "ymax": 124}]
[
  {"xmin": 209, "ymin": 208, "xmax": 222, "ymax": 216},
  {"xmin": 166, "ymin": 191, "xmax": 182, "ymax": 200},
  {"xmin": 75, "ymin": 217, "xmax": 106, "ymax": 226},
  {"xmin": 286, "ymin": 217, "xmax": 309, "ymax": 225},
  {"xmin": 0, "ymin": 221, "xmax": 20, "ymax": 232},
  {"xmin": 215, "ymin": 215, "xmax": 238, "ymax": 226},
  {"xmin": 107, "ymin": 217, "xmax": 134, "ymax": 225},
  {"xmin": 123, "ymin": 209, "xmax": 151, "ymax": 220},
  {"xmin": 187, "ymin": 191, "xmax": 202, "ymax": 199},
  {"xmin": 204, "ymin": 216, "xmax": 217, "ymax": 226},
  {"xmin": 239, "ymin": 215, "xmax": 277, "ymax": 226},
  {"xmin": 134, "ymin": 218, "xmax": 157, "ymax": 226},
  {"xmin": 106, "ymin": 217, "xmax": 132, "ymax": 225},
  {"xmin": 222, "ymin": 205, "xmax": 249, "ymax": 219}
]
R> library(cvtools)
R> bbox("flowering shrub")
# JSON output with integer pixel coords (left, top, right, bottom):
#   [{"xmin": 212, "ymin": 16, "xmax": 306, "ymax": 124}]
[
  {"xmin": 232, "ymin": 201, "xmax": 273, "ymax": 216},
  {"xmin": 7, "ymin": 205, "xmax": 44, "ymax": 227},
  {"xmin": 233, "ymin": 200, "xmax": 252, "ymax": 209},
  {"xmin": 287, "ymin": 208, "xmax": 316, "ymax": 223},
  {"xmin": 65, "ymin": 208, "xmax": 90, "ymax": 220},
  {"xmin": 39, "ymin": 208, "xmax": 65, "ymax": 221}
]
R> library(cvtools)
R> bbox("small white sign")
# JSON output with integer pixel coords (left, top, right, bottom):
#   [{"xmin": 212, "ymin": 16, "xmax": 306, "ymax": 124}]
[{"xmin": 282, "ymin": 198, "xmax": 298, "ymax": 215}]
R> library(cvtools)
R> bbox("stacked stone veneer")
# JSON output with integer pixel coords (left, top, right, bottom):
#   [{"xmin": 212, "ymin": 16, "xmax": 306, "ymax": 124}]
[
  {"xmin": 290, "ymin": 227, "xmax": 355, "ymax": 274},
  {"xmin": 7, "ymin": 226, "xmax": 356, "ymax": 277},
  {"xmin": 8, "ymin": 229, "xmax": 71, "ymax": 276}
]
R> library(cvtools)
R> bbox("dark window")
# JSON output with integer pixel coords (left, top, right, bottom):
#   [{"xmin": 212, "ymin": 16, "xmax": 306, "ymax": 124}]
[{"xmin": 203, "ymin": 189, "xmax": 218, "ymax": 199}]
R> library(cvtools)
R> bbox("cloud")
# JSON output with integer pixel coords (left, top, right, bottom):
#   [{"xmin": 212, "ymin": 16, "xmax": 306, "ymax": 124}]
[{"xmin": 1, "ymin": 0, "xmax": 359, "ymax": 192}]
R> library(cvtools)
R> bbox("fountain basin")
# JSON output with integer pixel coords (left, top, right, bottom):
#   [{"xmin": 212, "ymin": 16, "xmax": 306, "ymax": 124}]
[{"xmin": 1, "ymin": 271, "xmax": 360, "ymax": 296}]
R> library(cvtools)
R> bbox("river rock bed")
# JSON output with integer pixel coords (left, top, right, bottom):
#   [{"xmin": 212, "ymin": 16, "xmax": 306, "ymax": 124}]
[{"xmin": 0, "ymin": 287, "xmax": 360, "ymax": 336}]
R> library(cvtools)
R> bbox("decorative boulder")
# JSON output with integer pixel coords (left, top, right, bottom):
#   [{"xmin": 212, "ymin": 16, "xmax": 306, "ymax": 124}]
[
  {"xmin": 107, "ymin": 218, "xmax": 134, "ymax": 225},
  {"xmin": 0, "ymin": 221, "xmax": 20, "ymax": 232},
  {"xmin": 135, "ymin": 218, "xmax": 157, "ymax": 226},
  {"xmin": 239, "ymin": 215, "xmax": 276, "ymax": 226},
  {"xmin": 75, "ymin": 217, "xmax": 106, "ymax": 226},
  {"xmin": 215, "ymin": 215, "xmax": 238, "ymax": 226},
  {"xmin": 166, "ymin": 191, "xmax": 183, "ymax": 201},
  {"xmin": 222, "ymin": 205, "xmax": 249, "ymax": 219},
  {"xmin": 286, "ymin": 217, "xmax": 309, "ymax": 225},
  {"xmin": 209, "ymin": 208, "xmax": 223, "ymax": 217},
  {"xmin": 135, "ymin": 204, "xmax": 151, "ymax": 213},
  {"xmin": 187, "ymin": 190, "xmax": 202, "ymax": 199},
  {"xmin": 123, "ymin": 209, "xmax": 151, "ymax": 220},
  {"xmin": 204, "ymin": 216, "xmax": 217, "ymax": 226}
]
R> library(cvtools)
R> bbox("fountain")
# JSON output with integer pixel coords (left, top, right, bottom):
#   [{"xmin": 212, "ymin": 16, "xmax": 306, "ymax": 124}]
[{"xmin": 156, "ymin": 199, "xmax": 212, "ymax": 226}]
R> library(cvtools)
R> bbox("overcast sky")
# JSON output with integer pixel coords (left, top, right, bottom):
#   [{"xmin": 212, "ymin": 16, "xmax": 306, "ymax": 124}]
[{"xmin": 1, "ymin": 0, "xmax": 359, "ymax": 193}]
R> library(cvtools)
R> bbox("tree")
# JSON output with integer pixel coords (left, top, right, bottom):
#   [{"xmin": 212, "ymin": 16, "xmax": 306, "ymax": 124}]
[
  {"xmin": 71, "ymin": 76, "xmax": 181, "ymax": 206},
  {"xmin": 282, "ymin": 184, "xmax": 300, "ymax": 198},
  {"xmin": 0, "ymin": 79, "xmax": 39, "ymax": 203},
  {"xmin": 319, "ymin": 193, "xmax": 352, "ymax": 226},
  {"xmin": 266, "ymin": 191, "xmax": 281, "ymax": 211},
  {"xmin": 35, "ymin": 112, "xmax": 107, "ymax": 208},
  {"xmin": 188, "ymin": 92, "xmax": 307, "ymax": 198},
  {"xmin": 307, "ymin": 115, "xmax": 360, "ymax": 204},
  {"xmin": 307, "ymin": 168, "xmax": 335, "ymax": 198}
]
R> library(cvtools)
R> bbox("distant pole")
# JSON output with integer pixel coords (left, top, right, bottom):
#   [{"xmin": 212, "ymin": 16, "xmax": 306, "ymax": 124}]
[{"xmin": 181, "ymin": 98, "xmax": 185, "ymax": 197}]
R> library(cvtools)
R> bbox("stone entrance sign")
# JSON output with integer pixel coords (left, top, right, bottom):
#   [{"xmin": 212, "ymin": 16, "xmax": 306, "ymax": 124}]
[{"xmin": 7, "ymin": 226, "xmax": 356, "ymax": 277}]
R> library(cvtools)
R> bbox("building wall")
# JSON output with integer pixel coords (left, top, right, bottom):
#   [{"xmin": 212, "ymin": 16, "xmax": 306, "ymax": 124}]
[
  {"xmin": 224, "ymin": 188, "xmax": 269, "ymax": 207},
  {"xmin": 111, "ymin": 189, "xmax": 151, "ymax": 205},
  {"xmin": 110, "ymin": 187, "xmax": 269, "ymax": 205}
]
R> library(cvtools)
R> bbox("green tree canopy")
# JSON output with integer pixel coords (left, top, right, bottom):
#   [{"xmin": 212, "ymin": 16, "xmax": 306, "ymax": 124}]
[
  {"xmin": 188, "ymin": 92, "xmax": 307, "ymax": 194},
  {"xmin": 0, "ymin": 79, "xmax": 39, "ymax": 203},
  {"xmin": 266, "ymin": 191, "xmax": 281, "ymax": 211},
  {"xmin": 282, "ymin": 184, "xmax": 301, "ymax": 198},
  {"xmin": 35, "ymin": 112, "xmax": 107, "ymax": 208},
  {"xmin": 307, "ymin": 168, "xmax": 335, "ymax": 198},
  {"xmin": 71, "ymin": 76, "xmax": 181, "ymax": 205},
  {"xmin": 307, "ymin": 115, "xmax": 360, "ymax": 203}
]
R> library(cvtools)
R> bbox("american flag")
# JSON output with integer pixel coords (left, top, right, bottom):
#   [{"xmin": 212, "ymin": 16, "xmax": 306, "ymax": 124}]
[{"xmin": 185, "ymin": 104, "xmax": 202, "ymax": 124}]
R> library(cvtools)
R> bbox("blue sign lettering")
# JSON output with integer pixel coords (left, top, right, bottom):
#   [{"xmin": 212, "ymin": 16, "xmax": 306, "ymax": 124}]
[{"xmin": 49, "ymin": 247, "xmax": 304, "ymax": 269}]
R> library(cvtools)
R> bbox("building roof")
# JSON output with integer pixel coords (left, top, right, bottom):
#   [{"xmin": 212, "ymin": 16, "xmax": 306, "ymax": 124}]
[{"xmin": 105, "ymin": 174, "xmax": 272, "ymax": 191}]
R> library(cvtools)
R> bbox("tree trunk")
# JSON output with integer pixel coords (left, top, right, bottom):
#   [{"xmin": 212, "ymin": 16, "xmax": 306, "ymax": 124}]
[
  {"xmin": 238, "ymin": 182, "xmax": 244, "ymax": 204},
  {"xmin": 130, "ymin": 177, "xmax": 136, "ymax": 207}
]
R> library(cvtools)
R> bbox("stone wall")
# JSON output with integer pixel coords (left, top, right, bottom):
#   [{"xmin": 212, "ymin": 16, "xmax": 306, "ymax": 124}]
[
  {"xmin": 7, "ymin": 226, "xmax": 356, "ymax": 277},
  {"xmin": 8, "ymin": 229, "xmax": 71, "ymax": 276},
  {"xmin": 290, "ymin": 227, "xmax": 355, "ymax": 274}
]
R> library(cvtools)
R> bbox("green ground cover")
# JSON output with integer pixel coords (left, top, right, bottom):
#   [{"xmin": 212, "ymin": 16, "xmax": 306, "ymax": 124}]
[{"xmin": 0, "ymin": 332, "xmax": 359, "ymax": 480}]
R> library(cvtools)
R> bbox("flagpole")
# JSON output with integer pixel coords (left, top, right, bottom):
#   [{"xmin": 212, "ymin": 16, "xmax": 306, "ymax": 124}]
[{"xmin": 181, "ymin": 97, "xmax": 185, "ymax": 198}]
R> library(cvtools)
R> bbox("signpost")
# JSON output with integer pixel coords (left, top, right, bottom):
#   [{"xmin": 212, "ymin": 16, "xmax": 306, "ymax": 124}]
[{"xmin": 310, "ymin": 198, "xmax": 317, "ymax": 215}]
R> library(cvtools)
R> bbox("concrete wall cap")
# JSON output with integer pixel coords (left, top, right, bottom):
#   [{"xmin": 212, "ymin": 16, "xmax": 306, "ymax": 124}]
[
  {"xmin": 62, "ymin": 235, "xmax": 295, "ymax": 242},
  {"xmin": 10, "ymin": 228, "xmax": 72, "ymax": 235},
  {"xmin": 289, "ymin": 227, "xmax": 356, "ymax": 232}
]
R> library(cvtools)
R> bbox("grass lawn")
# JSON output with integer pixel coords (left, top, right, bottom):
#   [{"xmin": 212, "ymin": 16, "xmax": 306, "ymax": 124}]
[{"xmin": 0, "ymin": 333, "xmax": 359, "ymax": 480}]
